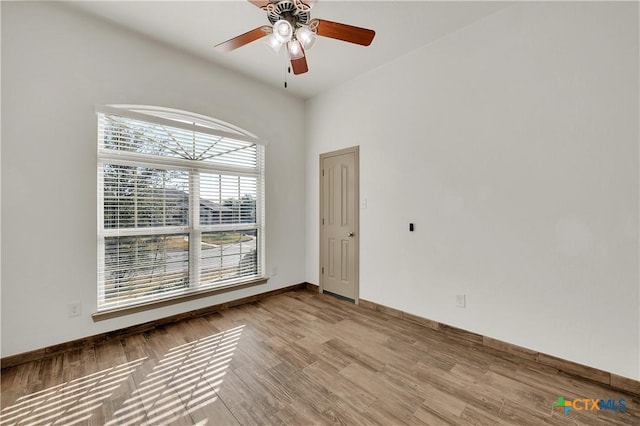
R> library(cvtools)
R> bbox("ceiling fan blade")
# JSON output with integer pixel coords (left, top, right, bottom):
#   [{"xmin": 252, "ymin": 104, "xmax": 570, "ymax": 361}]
[
  {"xmin": 311, "ymin": 19, "xmax": 375, "ymax": 46},
  {"xmin": 291, "ymin": 55, "xmax": 309, "ymax": 75},
  {"xmin": 214, "ymin": 26, "xmax": 271, "ymax": 53},
  {"xmin": 247, "ymin": 1, "xmax": 271, "ymax": 8}
]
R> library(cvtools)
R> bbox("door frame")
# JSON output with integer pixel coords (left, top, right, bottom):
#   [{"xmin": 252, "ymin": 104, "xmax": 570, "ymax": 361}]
[{"xmin": 319, "ymin": 146, "xmax": 360, "ymax": 304}]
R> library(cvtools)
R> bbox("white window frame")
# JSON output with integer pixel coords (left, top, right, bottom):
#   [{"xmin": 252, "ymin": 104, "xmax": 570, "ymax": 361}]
[{"xmin": 96, "ymin": 105, "xmax": 266, "ymax": 313}]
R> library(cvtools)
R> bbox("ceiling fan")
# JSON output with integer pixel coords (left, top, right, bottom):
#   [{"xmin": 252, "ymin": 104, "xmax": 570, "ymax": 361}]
[{"xmin": 214, "ymin": 0, "xmax": 376, "ymax": 75}]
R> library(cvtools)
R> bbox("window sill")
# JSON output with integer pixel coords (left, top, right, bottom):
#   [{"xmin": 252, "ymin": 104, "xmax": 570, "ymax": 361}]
[{"xmin": 92, "ymin": 277, "xmax": 268, "ymax": 322}]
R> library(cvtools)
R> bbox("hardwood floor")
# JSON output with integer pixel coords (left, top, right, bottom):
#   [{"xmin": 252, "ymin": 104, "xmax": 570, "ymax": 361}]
[{"xmin": 1, "ymin": 289, "xmax": 638, "ymax": 425}]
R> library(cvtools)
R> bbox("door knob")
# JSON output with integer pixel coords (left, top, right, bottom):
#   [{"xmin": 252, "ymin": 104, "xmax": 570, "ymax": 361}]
[{"xmin": 347, "ymin": 232, "xmax": 355, "ymax": 237}]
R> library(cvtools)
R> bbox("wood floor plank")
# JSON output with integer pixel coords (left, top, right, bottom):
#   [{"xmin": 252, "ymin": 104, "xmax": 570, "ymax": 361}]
[
  {"xmin": 339, "ymin": 362, "xmax": 425, "ymax": 411},
  {"xmin": 481, "ymin": 369, "xmax": 561, "ymax": 417},
  {"xmin": 275, "ymin": 397, "xmax": 332, "ymax": 426},
  {"xmin": 85, "ymin": 340, "xmax": 145, "ymax": 426},
  {"xmin": 2, "ymin": 289, "xmax": 638, "ymax": 425},
  {"xmin": 362, "ymin": 398, "xmax": 430, "ymax": 426},
  {"xmin": 320, "ymin": 403, "xmax": 375, "ymax": 426},
  {"xmin": 497, "ymin": 398, "xmax": 566, "ymax": 425},
  {"xmin": 265, "ymin": 335, "xmax": 319, "ymax": 370},
  {"xmin": 234, "ymin": 336, "xmax": 282, "ymax": 371},
  {"xmin": 412, "ymin": 362, "xmax": 505, "ymax": 417},
  {"xmin": 413, "ymin": 405, "xmax": 459, "ymax": 425},
  {"xmin": 414, "ymin": 382, "xmax": 468, "ymax": 420},
  {"xmin": 232, "ymin": 364, "xmax": 295, "ymax": 412},
  {"xmin": 459, "ymin": 402, "xmax": 512, "ymax": 426},
  {"xmin": 303, "ymin": 360, "xmax": 377, "ymax": 412},
  {"xmin": 386, "ymin": 335, "xmax": 458, "ymax": 371},
  {"xmin": 323, "ymin": 338, "xmax": 385, "ymax": 372}
]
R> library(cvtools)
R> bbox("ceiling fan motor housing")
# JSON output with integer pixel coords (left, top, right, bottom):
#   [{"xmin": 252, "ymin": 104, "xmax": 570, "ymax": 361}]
[{"xmin": 266, "ymin": 0, "xmax": 310, "ymax": 27}]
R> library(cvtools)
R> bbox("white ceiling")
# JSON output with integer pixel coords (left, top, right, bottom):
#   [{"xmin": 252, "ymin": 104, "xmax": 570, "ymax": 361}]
[{"xmin": 65, "ymin": 1, "xmax": 512, "ymax": 99}]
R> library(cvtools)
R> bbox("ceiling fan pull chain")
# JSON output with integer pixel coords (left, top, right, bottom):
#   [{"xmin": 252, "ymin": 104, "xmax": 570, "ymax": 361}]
[{"xmin": 284, "ymin": 64, "xmax": 290, "ymax": 88}]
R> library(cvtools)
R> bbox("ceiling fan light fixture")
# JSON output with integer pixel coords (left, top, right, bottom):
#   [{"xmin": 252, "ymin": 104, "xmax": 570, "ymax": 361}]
[
  {"xmin": 273, "ymin": 19, "xmax": 293, "ymax": 43},
  {"xmin": 295, "ymin": 26, "xmax": 316, "ymax": 50},
  {"xmin": 287, "ymin": 39, "xmax": 304, "ymax": 60},
  {"xmin": 264, "ymin": 33, "xmax": 283, "ymax": 55}
]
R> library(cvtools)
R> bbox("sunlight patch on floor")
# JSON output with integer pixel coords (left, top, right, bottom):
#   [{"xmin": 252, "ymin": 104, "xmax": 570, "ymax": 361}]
[
  {"xmin": 0, "ymin": 357, "xmax": 145, "ymax": 426},
  {"xmin": 107, "ymin": 324, "xmax": 244, "ymax": 425}
]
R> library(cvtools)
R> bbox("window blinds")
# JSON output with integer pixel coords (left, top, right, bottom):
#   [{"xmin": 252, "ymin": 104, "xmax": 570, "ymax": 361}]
[{"xmin": 97, "ymin": 107, "xmax": 264, "ymax": 310}]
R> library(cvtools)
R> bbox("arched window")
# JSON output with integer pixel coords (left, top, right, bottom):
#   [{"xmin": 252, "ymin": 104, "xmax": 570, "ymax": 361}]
[{"xmin": 96, "ymin": 105, "xmax": 265, "ymax": 312}]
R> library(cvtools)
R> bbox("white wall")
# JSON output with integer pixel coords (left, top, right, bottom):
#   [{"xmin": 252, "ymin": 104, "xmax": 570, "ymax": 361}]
[
  {"xmin": 1, "ymin": 2, "xmax": 306, "ymax": 357},
  {"xmin": 306, "ymin": 2, "xmax": 639, "ymax": 380}
]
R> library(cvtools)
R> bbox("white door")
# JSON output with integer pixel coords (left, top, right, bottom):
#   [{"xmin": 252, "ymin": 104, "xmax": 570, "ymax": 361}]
[{"xmin": 320, "ymin": 147, "xmax": 359, "ymax": 301}]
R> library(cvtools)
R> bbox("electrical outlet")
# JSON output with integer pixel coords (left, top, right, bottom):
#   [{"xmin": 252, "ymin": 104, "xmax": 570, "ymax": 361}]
[
  {"xmin": 455, "ymin": 294, "xmax": 466, "ymax": 308},
  {"xmin": 68, "ymin": 302, "xmax": 81, "ymax": 317},
  {"xmin": 271, "ymin": 266, "xmax": 278, "ymax": 277}
]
